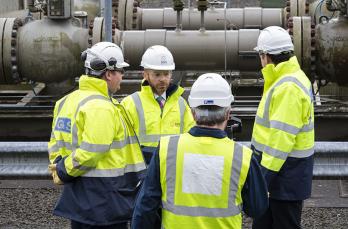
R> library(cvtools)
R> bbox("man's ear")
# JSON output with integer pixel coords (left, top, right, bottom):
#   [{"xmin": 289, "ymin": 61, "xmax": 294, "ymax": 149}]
[
  {"xmin": 104, "ymin": 70, "xmax": 112, "ymax": 82},
  {"xmin": 225, "ymin": 108, "xmax": 231, "ymax": 121},
  {"xmin": 143, "ymin": 70, "xmax": 149, "ymax": 81},
  {"xmin": 191, "ymin": 109, "xmax": 196, "ymax": 120}
]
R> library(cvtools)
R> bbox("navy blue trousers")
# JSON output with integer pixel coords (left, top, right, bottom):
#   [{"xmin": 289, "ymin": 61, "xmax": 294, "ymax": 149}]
[
  {"xmin": 252, "ymin": 199, "xmax": 303, "ymax": 229},
  {"xmin": 71, "ymin": 221, "xmax": 128, "ymax": 229}
]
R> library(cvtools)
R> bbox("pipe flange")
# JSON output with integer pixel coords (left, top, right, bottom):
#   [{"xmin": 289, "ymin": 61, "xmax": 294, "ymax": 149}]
[
  {"xmin": 132, "ymin": 1, "xmax": 139, "ymax": 29},
  {"xmin": 89, "ymin": 17, "xmax": 118, "ymax": 46},
  {"xmin": 112, "ymin": 0, "xmax": 120, "ymax": 29},
  {"xmin": 88, "ymin": 19, "xmax": 94, "ymax": 47},
  {"xmin": 2, "ymin": 18, "xmax": 23, "ymax": 83},
  {"xmin": 0, "ymin": 18, "xmax": 7, "ymax": 84},
  {"xmin": 285, "ymin": 0, "xmax": 309, "ymax": 20},
  {"xmin": 288, "ymin": 16, "xmax": 315, "ymax": 80}
]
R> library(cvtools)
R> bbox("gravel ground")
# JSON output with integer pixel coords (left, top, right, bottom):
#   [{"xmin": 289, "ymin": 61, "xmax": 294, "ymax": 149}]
[{"xmin": 0, "ymin": 187, "xmax": 347, "ymax": 229}]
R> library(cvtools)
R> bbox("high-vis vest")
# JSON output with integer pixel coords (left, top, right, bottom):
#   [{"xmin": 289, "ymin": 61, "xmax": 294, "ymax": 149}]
[
  {"xmin": 159, "ymin": 134, "xmax": 252, "ymax": 229},
  {"xmin": 251, "ymin": 56, "xmax": 314, "ymax": 172},
  {"xmin": 48, "ymin": 75, "xmax": 146, "ymax": 178},
  {"xmin": 121, "ymin": 82, "xmax": 195, "ymax": 147}
]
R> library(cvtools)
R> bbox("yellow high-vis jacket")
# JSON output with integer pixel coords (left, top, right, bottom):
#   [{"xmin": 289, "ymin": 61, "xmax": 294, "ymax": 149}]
[
  {"xmin": 159, "ymin": 133, "xmax": 252, "ymax": 229},
  {"xmin": 121, "ymin": 81, "xmax": 195, "ymax": 148},
  {"xmin": 48, "ymin": 75, "xmax": 146, "ymax": 225},
  {"xmin": 251, "ymin": 56, "xmax": 314, "ymax": 200}
]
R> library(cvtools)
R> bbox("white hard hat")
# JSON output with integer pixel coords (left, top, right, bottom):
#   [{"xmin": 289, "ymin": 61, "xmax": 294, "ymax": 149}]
[
  {"xmin": 188, "ymin": 73, "xmax": 234, "ymax": 108},
  {"xmin": 82, "ymin": 42, "xmax": 129, "ymax": 72},
  {"xmin": 140, "ymin": 45, "xmax": 175, "ymax": 70},
  {"xmin": 254, "ymin": 26, "xmax": 294, "ymax": 55}
]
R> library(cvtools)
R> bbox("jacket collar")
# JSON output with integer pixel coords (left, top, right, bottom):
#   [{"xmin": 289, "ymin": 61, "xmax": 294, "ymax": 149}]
[
  {"xmin": 141, "ymin": 80, "xmax": 184, "ymax": 99},
  {"xmin": 261, "ymin": 56, "xmax": 301, "ymax": 93},
  {"xmin": 79, "ymin": 75, "xmax": 109, "ymax": 97},
  {"xmin": 189, "ymin": 126, "xmax": 227, "ymax": 139}
]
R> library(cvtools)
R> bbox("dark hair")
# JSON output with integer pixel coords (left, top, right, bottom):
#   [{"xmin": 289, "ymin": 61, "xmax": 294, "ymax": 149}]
[
  {"xmin": 85, "ymin": 68, "xmax": 105, "ymax": 78},
  {"xmin": 267, "ymin": 51, "xmax": 294, "ymax": 65}
]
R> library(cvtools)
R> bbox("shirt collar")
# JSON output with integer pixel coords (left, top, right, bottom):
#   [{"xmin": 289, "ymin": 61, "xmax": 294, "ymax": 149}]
[
  {"xmin": 189, "ymin": 126, "xmax": 227, "ymax": 139},
  {"xmin": 154, "ymin": 92, "xmax": 166, "ymax": 101}
]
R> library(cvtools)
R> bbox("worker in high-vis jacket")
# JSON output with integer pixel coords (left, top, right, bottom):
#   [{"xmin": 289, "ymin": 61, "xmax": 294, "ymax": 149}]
[
  {"xmin": 132, "ymin": 73, "xmax": 268, "ymax": 229},
  {"xmin": 251, "ymin": 26, "xmax": 314, "ymax": 229},
  {"xmin": 47, "ymin": 42, "xmax": 146, "ymax": 229},
  {"xmin": 121, "ymin": 45, "xmax": 195, "ymax": 164}
]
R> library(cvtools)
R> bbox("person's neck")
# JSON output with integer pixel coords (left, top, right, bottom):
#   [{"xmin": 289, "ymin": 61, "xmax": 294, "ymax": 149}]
[
  {"xmin": 197, "ymin": 122, "xmax": 226, "ymax": 131},
  {"xmin": 153, "ymin": 90, "xmax": 165, "ymax": 97}
]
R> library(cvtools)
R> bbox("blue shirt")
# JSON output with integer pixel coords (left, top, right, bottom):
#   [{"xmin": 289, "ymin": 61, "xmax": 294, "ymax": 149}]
[{"xmin": 132, "ymin": 126, "xmax": 268, "ymax": 228}]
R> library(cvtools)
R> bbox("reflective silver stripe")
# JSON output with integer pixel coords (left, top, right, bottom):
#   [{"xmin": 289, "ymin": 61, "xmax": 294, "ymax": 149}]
[
  {"xmin": 80, "ymin": 141, "xmax": 110, "ymax": 153},
  {"xmin": 301, "ymin": 122, "xmax": 314, "ymax": 132},
  {"xmin": 255, "ymin": 116, "xmax": 310, "ymax": 135},
  {"xmin": 140, "ymin": 134, "xmax": 174, "ymax": 143},
  {"xmin": 252, "ymin": 138, "xmax": 313, "ymax": 159},
  {"xmin": 131, "ymin": 93, "xmax": 147, "ymax": 143},
  {"xmin": 72, "ymin": 150, "xmax": 93, "ymax": 171},
  {"xmin": 178, "ymin": 97, "xmax": 186, "ymax": 133},
  {"xmin": 50, "ymin": 96, "xmax": 67, "ymax": 141},
  {"xmin": 72, "ymin": 124, "xmax": 78, "ymax": 151},
  {"xmin": 71, "ymin": 95, "xmax": 111, "ymax": 169},
  {"xmin": 71, "ymin": 94, "xmax": 111, "ymax": 150},
  {"xmin": 131, "ymin": 93, "xmax": 184, "ymax": 144},
  {"xmin": 257, "ymin": 76, "xmax": 313, "ymax": 134},
  {"xmin": 251, "ymin": 138, "xmax": 288, "ymax": 160},
  {"xmin": 111, "ymin": 136, "xmax": 139, "ymax": 149},
  {"xmin": 81, "ymin": 162, "xmax": 146, "ymax": 177},
  {"xmin": 48, "ymin": 140, "xmax": 72, "ymax": 154},
  {"xmin": 57, "ymin": 96, "xmax": 68, "ymax": 114},
  {"xmin": 289, "ymin": 147, "xmax": 314, "ymax": 158},
  {"xmin": 162, "ymin": 136, "xmax": 242, "ymax": 217}
]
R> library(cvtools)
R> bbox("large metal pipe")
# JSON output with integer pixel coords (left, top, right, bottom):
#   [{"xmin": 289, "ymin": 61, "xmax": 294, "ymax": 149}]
[
  {"xmin": 119, "ymin": 29, "xmax": 261, "ymax": 71},
  {"xmin": 316, "ymin": 15, "xmax": 348, "ymax": 85},
  {"xmin": 139, "ymin": 7, "xmax": 284, "ymax": 30},
  {"xmin": 17, "ymin": 18, "xmax": 89, "ymax": 83}
]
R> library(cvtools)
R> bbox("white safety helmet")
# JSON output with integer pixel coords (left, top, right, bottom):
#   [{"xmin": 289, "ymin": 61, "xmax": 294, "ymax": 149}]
[
  {"xmin": 140, "ymin": 45, "xmax": 175, "ymax": 70},
  {"xmin": 188, "ymin": 73, "xmax": 234, "ymax": 108},
  {"xmin": 254, "ymin": 26, "xmax": 294, "ymax": 55},
  {"xmin": 82, "ymin": 42, "xmax": 129, "ymax": 73}
]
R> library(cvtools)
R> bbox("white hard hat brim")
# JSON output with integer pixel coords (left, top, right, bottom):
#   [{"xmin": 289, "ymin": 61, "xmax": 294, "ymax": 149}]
[
  {"xmin": 142, "ymin": 63, "xmax": 175, "ymax": 71},
  {"xmin": 117, "ymin": 62, "xmax": 130, "ymax": 68},
  {"xmin": 188, "ymin": 95, "xmax": 234, "ymax": 108}
]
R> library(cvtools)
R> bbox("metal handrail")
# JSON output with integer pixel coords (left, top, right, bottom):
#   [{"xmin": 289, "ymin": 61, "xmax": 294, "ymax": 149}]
[{"xmin": 0, "ymin": 142, "xmax": 348, "ymax": 179}]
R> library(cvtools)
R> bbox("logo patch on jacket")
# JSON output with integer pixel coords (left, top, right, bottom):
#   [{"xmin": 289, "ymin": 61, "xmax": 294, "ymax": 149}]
[{"xmin": 55, "ymin": 117, "xmax": 71, "ymax": 133}]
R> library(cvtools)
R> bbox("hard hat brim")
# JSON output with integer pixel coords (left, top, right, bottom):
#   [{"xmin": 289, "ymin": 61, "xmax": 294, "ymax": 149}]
[
  {"xmin": 141, "ymin": 63, "xmax": 175, "ymax": 71},
  {"xmin": 188, "ymin": 95, "xmax": 234, "ymax": 108},
  {"xmin": 117, "ymin": 62, "xmax": 130, "ymax": 68}
]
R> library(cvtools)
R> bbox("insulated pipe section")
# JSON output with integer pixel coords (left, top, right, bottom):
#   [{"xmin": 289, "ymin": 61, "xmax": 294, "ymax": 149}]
[
  {"xmin": 139, "ymin": 7, "xmax": 284, "ymax": 30},
  {"xmin": 119, "ymin": 29, "xmax": 261, "ymax": 71},
  {"xmin": 17, "ymin": 18, "xmax": 89, "ymax": 83}
]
